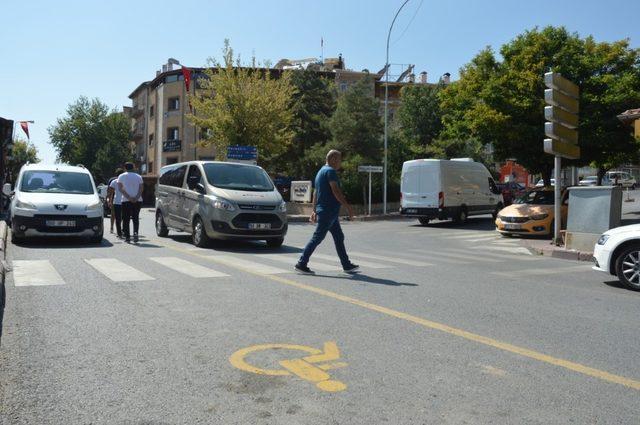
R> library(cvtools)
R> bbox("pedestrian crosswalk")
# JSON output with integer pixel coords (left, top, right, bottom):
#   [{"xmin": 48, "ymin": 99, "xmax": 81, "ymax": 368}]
[
  {"xmin": 400, "ymin": 228, "xmax": 528, "ymax": 253},
  {"xmin": 9, "ymin": 245, "xmax": 591, "ymax": 287}
]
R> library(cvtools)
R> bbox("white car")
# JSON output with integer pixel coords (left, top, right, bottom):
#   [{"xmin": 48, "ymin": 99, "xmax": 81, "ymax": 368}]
[
  {"xmin": 535, "ymin": 178, "xmax": 555, "ymax": 187},
  {"xmin": 579, "ymin": 176, "xmax": 598, "ymax": 186},
  {"xmin": 605, "ymin": 171, "xmax": 637, "ymax": 189},
  {"xmin": 593, "ymin": 224, "xmax": 640, "ymax": 290},
  {"xmin": 5, "ymin": 163, "xmax": 104, "ymax": 243}
]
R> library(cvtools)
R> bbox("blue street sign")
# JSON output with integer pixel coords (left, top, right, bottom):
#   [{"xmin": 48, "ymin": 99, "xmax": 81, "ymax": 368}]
[{"xmin": 227, "ymin": 145, "xmax": 258, "ymax": 160}]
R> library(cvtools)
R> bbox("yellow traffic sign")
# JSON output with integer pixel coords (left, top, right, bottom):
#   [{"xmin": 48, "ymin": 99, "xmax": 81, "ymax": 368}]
[
  {"xmin": 544, "ymin": 139, "xmax": 580, "ymax": 160},
  {"xmin": 544, "ymin": 88, "xmax": 579, "ymax": 114},
  {"xmin": 544, "ymin": 105, "xmax": 579, "ymax": 129},
  {"xmin": 545, "ymin": 122, "xmax": 578, "ymax": 145},
  {"xmin": 544, "ymin": 72, "xmax": 579, "ymax": 99},
  {"xmin": 229, "ymin": 341, "xmax": 348, "ymax": 392}
]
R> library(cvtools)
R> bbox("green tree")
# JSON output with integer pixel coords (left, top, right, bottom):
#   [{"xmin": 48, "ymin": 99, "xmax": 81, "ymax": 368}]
[
  {"xmin": 48, "ymin": 97, "xmax": 132, "ymax": 183},
  {"xmin": 439, "ymin": 26, "xmax": 640, "ymax": 183},
  {"xmin": 188, "ymin": 40, "xmax": 296, "ymax": 170},
  {"xmin": 397, "ymin": 83, "xmax": 443, "ymax": 155},
  {"xmin": 276, "ymin": 69, "xmax": 336, "ymax": 178},
  {"xmin": 328, "ymin": 74, "xmax": 383, "ymax": 202},
  {"xmin": 7, "ymin": 138, "xmax": 39, "ymax": 183}
]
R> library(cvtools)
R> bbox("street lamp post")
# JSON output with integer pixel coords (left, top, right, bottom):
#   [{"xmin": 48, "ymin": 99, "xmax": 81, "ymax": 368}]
[{"xmin": 383, "ymin": 0, "xmax": 411, "ymax": 215}]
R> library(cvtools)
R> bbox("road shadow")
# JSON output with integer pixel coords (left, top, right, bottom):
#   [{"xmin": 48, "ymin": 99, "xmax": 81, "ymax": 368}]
[
  {"xmin": 166, "ymin": 234, "xmax": 303, "ymax": 254},
  {"xmin": 11, "ymin": 237, "xmax": 114, "ymax": 250},
  {"xmin": 603, "ymin": 280, "xmax": 640, "ymax": 292},
  {"xmin": 312, "ymin": 272, "xmax": 418, "ymax": 287},
  {"xmin": 407, "ymin": 216, "xmax": 496, "ymax": 232}
]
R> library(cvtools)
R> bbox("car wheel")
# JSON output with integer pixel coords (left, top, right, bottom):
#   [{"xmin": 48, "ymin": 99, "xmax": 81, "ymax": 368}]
[
  {"xmin": 10, "ymin": 228, "xmax": 24, "ymax": 244},
  {"xmin": 90, "ymin": 233, "xmax": 103, "ymax": 244},
  {"xmin": 192, "ymin": 216, "xmax": 210, "ymax": 248},
  {"xmin": 615, "ymin": 244, "xmax": 640, "ymax": 291},
  {"xmin": 492, "ymin": 203, "xmax": 504, "ymax": 220},
  {"xmin": 266, "ymin": 238, "xmax": 284, "ymax": 249},
  {"xmin": 418, "ymin": 217, "xmax": 430, "ymax": 226},
  {"xmin": 632, "ymin": 184, "xmax": 637, "ymax": 190},
  {"xmin": 156, "ymin": 211, "xmax": 169, "ymax": 237},
  {"xmin": 453, "ymin": 207, "xmax": 468, "ymax": 224}
]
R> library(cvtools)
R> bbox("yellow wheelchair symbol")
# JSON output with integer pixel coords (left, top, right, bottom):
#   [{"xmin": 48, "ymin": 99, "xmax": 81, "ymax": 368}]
[{"xmin": 229, "ymin": 341, "xmax": 347, "ymax": 392}]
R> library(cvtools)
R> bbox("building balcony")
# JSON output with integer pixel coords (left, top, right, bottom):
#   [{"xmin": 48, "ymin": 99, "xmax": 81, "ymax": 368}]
[
  {"xmin": 131, "ymin": 105, "xmax": 144, "ymax": 117},
  {"xmin": 131, "ymin": 122, "xmax": 145, "ymax": 140}
]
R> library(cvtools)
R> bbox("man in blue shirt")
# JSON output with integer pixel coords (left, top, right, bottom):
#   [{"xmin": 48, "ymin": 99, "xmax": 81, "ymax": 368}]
[{"xmin": 296, "ymin": 150, "xmax": 359, "ymax": 274}]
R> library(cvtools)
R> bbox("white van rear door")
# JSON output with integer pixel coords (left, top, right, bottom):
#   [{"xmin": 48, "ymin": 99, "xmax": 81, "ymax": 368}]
[{"xmin": 401, "ymin": 162, "xmax": 422, "ymax": 208}]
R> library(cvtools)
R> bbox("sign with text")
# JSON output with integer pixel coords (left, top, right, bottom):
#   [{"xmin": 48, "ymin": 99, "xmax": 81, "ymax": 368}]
[
  {"xmin": 227, "ymin": 145, "xmax": 258, "ymax": 161},
  {"xmin": 358, "ymin": 165, "xmax": 383, "ymax": 173},
  {"xmin": 162, "ymin": 140, "xmax": 182, "ymax": 152},
  {"xmin": 290, "ymin": 181, "xmax": 313, "ymax": 203}
]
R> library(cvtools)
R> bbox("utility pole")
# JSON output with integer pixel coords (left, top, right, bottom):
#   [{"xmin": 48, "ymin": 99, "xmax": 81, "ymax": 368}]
[{"xmin": 383, "ymin": 0, "xmax": 411, "ymax": 215}]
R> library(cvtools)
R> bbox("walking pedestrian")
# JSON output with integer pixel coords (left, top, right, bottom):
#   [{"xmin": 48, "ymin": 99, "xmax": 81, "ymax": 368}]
[
  {"xmin": 295, "ymin": 150, "xmax": 359, "ymax": 274},
  {"xmin": 117, "ymin": 162, "xmax": 143, "ymax": 243},
  {"xmin": 107, "ymin": 168, "xmax": 124, "ymax": 238}
]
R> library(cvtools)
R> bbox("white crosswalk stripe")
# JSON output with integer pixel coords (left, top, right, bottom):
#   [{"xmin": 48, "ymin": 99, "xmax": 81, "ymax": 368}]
[
  {"xmin": 443, "ymin": 247, "xmax": 538, "ymax": 261},
  {"xmin": 491, "ymin": 264, "xmax": 592, "ymax": 277},
  {"xmin": 305, "ymin": 252, "xmax": 392, "ymax": 269},
  {"xmin": 249, "ymin": 253, "xmax": 338, "ymax": 272},
  {"xmin": 408, "ymin": 248, "xmax": 503, "ymax": 263},
  {"xmin": 349, "ymin": 251, "xmax": 433, "ymax": 267},
  {"xmin": 149, "ymin": 257, "xmax": 229, "ymax": 278},
  {"xmin": 203, "ymin": 255, "xmax": 290, "ymax": 275},
  {"xmin": 85, "ymin": 258, "xmax": 154, "ymax": 282},
  {"xmin": 13, "ymin": 260, "xmax": 66, "ymax": 286}
]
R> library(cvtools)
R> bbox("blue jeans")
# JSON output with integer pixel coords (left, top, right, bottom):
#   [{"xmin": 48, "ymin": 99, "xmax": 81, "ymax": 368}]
[{"xmin": 299, "ymin": 212, "xmax": 351, "ymax": 268}]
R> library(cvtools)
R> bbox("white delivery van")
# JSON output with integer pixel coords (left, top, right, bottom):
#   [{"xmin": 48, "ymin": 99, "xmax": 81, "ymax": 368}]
[{"xmin": 400, "ymin": 158, "xmax": 504, "ymax": 225}]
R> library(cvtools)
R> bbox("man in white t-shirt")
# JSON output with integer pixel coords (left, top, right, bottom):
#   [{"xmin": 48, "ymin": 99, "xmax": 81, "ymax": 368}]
[
  {"xmin": 117, "ymin": 162, "xmax": 144, "ymax": 243},
  {"xmin": 107, "ymin": 167, "xmax": 124, "ymax": 238}
]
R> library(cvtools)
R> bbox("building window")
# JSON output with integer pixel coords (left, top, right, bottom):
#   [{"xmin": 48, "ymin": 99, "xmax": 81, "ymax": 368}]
[
  {"xmin": 168, "ymin": 97, "xmax": 180, "ymax": 111},
  {"xmin": 166, "ymin": 75, "xmax": 179, "ymax": 83},
  {"xmin": 167, "ymin": 127, "xmax": 179, "ymax": 140},
  {"xmin": 149, "ymin": 105, "xmax": 154, "ymax": 118},
  {"xmin": 148, "ymin": 133, "xmax": 154, "ymax": 146},
  {"xmin": 199, "ymin": 127, "xmax": 211, "ymax": 140},
  {"xmin": 340, "ymin": 82, "xmax": 348, "ymax": 92}
]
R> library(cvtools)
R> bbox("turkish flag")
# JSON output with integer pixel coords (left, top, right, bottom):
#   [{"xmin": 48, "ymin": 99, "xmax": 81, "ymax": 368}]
[
  {"xmin": 20, "ymin": 121, "xmax": 29, "ymax": 139},
  {"xmin": 182, "ymin": 66, "xmax": 192, "ymax": 92}
]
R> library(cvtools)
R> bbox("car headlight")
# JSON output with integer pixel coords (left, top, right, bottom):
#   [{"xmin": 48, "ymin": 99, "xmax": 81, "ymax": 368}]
[
  {"xmin": 85, "ymin": 200, "xmax": 102, "ymax": 211},
  {"xmin": 597, "ymin": 234, "xmax": 610, "ymax": 245},
  {"xmin": 212, "ymin": 198, "xmax": 235, "ymax": 212},
  {"xmin": 15, "ymin": 199, "xmax": 37, "ymax": 210},
  {"xmin": 278, "ymin": 201, "xmax": 287, "ymax": 212},
  {"xmin": 530, "ymin": 213, "xmax": 549, "ymax": 221}
]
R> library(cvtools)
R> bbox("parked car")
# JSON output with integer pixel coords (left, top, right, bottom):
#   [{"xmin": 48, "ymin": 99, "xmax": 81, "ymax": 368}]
[
  {"xmin": 605, "ymin": 171, "xmax": 636, "ymax": 189},
  {"xmin": 400, "ymin": 158, "xmax": 504, "ymax": 225},
  {"xmin": 535, "ymin": 178, "xmax": 556, "ymax": 187},
  {"xmin": 4, "ymin": 163, "xmax": 104, "ymax": 243},
  {"xmin": 579, "ymin": 176, "xmax": 598, "ymax": 186},
  {"xmin": 495, "ymin": 187, "xmax": 568, "ymax": 237},
  {"xmin": 155, "ymin": 161, "xmax": 287, "ymax": 248},
  {"xmin": 593, "ymin": 224, "xmax": 640, "ymax": 290},
  {"xmin": 96, "ymin": 183, "xmax": 110, "ymax": 217}
]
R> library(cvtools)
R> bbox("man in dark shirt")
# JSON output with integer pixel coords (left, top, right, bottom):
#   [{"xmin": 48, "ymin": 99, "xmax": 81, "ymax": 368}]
[{"xmin": 296, "ymin": 150, "xmax": 359, "ymax": 274}]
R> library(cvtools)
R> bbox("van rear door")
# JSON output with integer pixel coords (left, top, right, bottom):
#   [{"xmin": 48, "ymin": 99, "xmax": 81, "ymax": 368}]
[{"xmin": 401, "ymin": 161, "xmax": 440, "ymax": 209}]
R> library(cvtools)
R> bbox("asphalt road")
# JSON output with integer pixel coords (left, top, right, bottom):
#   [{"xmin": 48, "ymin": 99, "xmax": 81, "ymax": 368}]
[{"xmin": 1, "ymin": 210, "xmax": 639, "ymax": 424}]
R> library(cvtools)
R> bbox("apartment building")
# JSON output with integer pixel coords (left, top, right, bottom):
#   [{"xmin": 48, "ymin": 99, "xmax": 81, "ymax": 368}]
[{"xmin": 129, "ymin": 58, "xmax": 440, "ymax": 177}]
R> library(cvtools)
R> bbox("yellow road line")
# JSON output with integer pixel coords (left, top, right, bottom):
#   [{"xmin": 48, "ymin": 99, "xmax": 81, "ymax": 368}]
[{"xmin": 158, "ymin": 240, "xmax": 640, "ymax": 391}]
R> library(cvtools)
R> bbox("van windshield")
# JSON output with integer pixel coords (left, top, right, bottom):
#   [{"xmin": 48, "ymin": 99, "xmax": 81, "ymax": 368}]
[
  {"xmin": 20, "ymin": 170, "xmax": 95, "ymax": 195},
  {"xmin": 203, "ymin": 163, "xmax": 274, "ymax": 192}
]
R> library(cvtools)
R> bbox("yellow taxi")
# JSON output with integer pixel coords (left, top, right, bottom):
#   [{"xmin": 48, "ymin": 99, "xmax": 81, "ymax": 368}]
[{"xmin": 495, "ymin": 187, "xmax": 568, "ymax": 237}]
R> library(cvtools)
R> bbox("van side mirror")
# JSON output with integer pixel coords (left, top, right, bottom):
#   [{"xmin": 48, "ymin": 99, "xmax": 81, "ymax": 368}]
[
  {"xmin": 2, "ymin": 183, "xmax": 13, "ymax": 197},
  {"xmin": 195, "ymin": 183, "xmax": 206, "ymax": 194}
]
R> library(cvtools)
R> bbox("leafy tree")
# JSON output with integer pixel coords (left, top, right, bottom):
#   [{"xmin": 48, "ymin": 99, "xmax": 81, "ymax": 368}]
[
  {"xmin": 397, "ymin": 83, "xmax": 443, "ymax": 155},
  {"xmin": 439, "ymin": 26, "xmax": 640, "ymax": 183},
  {"xmin": 188, "ymin": 40, "xmax": 296, "ymax": 170},
  {"xmin": 49, "ymin": 97, "xmax": 132, "ymax": 183},
  {"xmin": 276, "ymin": 69, "xmax": 336, "ymax": 179},
  {"xmin": 327, "ymin": 74, "xmax": 383, "ymax": 201},
  {"xmin": 7, "ymin": 138, "xmax": 39, "ymax": 183}
]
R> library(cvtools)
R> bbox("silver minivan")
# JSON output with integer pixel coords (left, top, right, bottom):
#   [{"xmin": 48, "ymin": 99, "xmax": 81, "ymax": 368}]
[{"xmin": 155, "ymin": 161, "xmax": 288, "ymax": 248}]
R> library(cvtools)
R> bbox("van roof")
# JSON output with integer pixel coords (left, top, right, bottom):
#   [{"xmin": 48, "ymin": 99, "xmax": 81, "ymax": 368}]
[
  {"xmin": 159, "ymin": 160, "xmax": 262, "ymax": 170},
  {"xmin": 21, "ymin": 163, "xmax": 91, "ymax": 173},
  {"xmin": 403, "ymin": 159, "xmax": 480, "ymax": 165}
]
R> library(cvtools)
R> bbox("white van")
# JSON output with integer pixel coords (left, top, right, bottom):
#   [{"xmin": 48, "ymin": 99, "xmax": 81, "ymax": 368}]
[
  {"xmin": 4, "ymin": 164, "xmax": 104, "ymax": 243},
  {"xmin": 400, "ymin": 159, "xmax": 504, "ymax": 225}
]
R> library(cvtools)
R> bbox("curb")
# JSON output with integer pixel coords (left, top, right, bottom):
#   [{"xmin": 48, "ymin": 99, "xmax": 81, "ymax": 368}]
[
  {"xmin": 526, "ymin": 244, "xmax": 593, "ymax": 262},
  {"xmin": 0, "ymin": 221, "xmax": 7, "ymax": 345}
]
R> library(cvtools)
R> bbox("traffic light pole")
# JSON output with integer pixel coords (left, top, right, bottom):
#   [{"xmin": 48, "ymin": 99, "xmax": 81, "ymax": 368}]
[{"xmin": 554, "ymin": 156, "xmax": 562, "ymax": 245}]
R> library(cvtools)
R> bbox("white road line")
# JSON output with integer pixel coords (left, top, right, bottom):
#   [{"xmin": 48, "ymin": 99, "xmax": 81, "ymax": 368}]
[
  {"xmin": 492, "ymin": 264, "xmax": 592, "ymax": 277},
  {"xmin": 12, "ymin": 260, "xmax": 66, "ymax": 286},
  {"xmin": 467, "ymin": 245, "xmax": 534, "ymax": 256},
  {"xmin": 447, "ymin": 233, "xmax": 500, "ymax": 240},
  {"xmin": 431, "ymin": 232, "xmax": 489, "ymax": 238},
  {"xmin": 402, "ymin": 251, "xmax": 473, "ymax": 264},
  {"xmin": 408, "ymin": 249, "xmax": 503, "ymax": 263},
  {"xmin": 85, "ymin": 258, "xmax": 154, "ymax": 282},
  {"xmin": 349, "ymin": 251, "xmax": 433, "ymax": 267},
  {"xmin": 149, "ymin": 257, "xmax": 229, "ymax": 278},
  {"xmin": 443, "ymin": 247, "xmax": 537, "ymax": 261},
  {"xmin": 251, "ymin": 253, "xmax": 338, "ymax": 272},
  {"xmin": 307, "ymin": 253, "xmax": 392, "ymax": 269},
  {"xmin": 203, "ymin": 255, "xmax": 290, "ymax": 275}
]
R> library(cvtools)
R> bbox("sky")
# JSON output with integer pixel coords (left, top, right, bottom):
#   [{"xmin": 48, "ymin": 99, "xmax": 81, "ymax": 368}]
[{"xmin": 1, "ymin": 0, "xmax": 639, "ymax": 163}]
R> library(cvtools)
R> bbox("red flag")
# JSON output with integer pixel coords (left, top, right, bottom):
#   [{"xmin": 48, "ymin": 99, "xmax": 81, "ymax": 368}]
[
  {"xmin": 181, "ymin": 66, "xmax": 192, "ymax": 92},
  {"xmin": 20, "ymin": 121, "xmax": 30, "ymax": 139}
]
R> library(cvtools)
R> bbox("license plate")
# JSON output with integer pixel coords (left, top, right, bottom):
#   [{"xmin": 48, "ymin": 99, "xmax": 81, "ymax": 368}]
[
  {"xmin": 406, "ymin": 209, "xmax": 418, "ymax": 214},
  {"xmin": 46, "ymin": 220, "xmax": 75, "ymax": 227},
  {"xmin": 249, "ymin": 223, "xmax": 271, "ymax": 230},
  {"xmin": 503, "ymin": 223, "xmax": 522, "ymax": 230}
]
